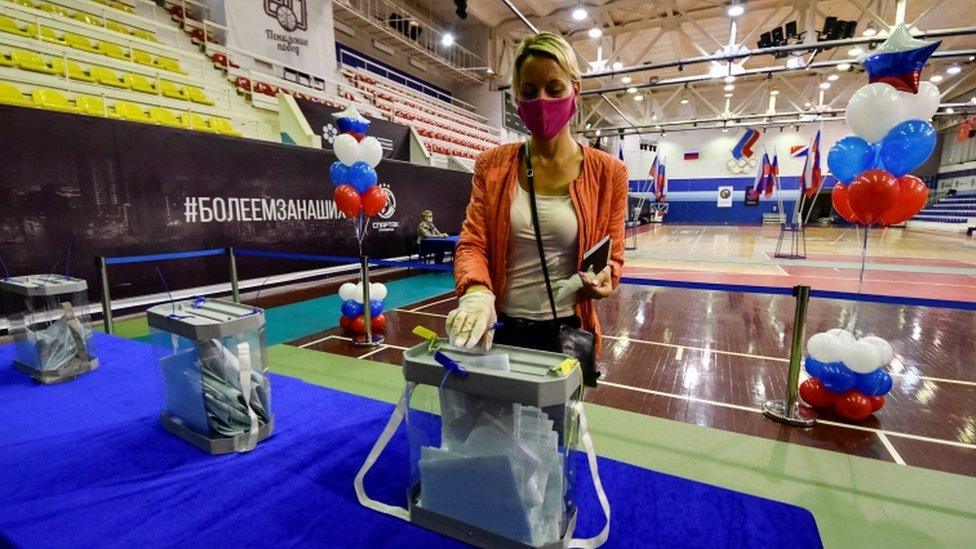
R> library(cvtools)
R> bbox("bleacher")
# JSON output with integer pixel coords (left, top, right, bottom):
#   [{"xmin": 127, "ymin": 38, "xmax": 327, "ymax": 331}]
[
  {"xmin": 906, "ymin": 190, "xmax": 976, "ymax": 233},
  {"xmin": 0, "ymin": 0, "xmax": 269, "ymax": 138}
]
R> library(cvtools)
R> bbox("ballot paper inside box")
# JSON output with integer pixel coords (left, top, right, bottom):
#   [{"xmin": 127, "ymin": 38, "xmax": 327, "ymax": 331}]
[
  {"xmin": 403, "ymin": 344, "xmax": 583, "ymax": 549},
  {"xmin": 0, "ymin": 275, "xmax": 97, "ymax": 384},
  {"xmin": 147, "ymin": 298, "xmax": 274, "ymax": 455}
]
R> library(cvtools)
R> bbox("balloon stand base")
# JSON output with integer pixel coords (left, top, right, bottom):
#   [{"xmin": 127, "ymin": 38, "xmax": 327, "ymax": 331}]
[
  {"xmin": 353, "ymin": 335, "xmax": 385, "ymax": 347},
  {"xmin": 774, "ymin": 223, "xmax": 807, "ymax": 259},
  {"xmin": 762, "ymin": 399, "xmax": 817, "ymax": 427}
]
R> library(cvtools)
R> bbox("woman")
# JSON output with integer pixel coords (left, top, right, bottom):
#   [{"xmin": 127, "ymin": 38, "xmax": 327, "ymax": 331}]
[{"xmin": 446, "ymin": 32, "xmax": 628, "ymax": 373}]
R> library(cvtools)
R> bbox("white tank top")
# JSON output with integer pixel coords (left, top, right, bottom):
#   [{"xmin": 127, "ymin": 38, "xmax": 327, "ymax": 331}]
[{"xmin": 499, "ymin": 184, "xmax": 579, "ymax": 320}]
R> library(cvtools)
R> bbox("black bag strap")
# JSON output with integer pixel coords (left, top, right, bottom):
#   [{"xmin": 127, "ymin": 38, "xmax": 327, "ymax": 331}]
[{"xmin": 522, "ymin": 142, "xmax": 560, "ymax": 322}]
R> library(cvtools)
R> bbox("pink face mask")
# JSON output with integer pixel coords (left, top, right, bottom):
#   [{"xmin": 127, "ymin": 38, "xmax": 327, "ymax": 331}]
[{"xmin": 516, "ymin": 94, "xmax": 577, "ymax": 140}]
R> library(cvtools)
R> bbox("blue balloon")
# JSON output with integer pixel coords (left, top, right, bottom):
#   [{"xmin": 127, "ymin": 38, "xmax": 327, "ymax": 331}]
[
  {"xmin": 330, "ymin": 161, "xmax": 349, "ymax": 185},
  {"xmin": 805, "ymin": 356, "xmax": 826, "ymax": 379},
  {"xmin": 341, "ymin": 299, "xmax": 363, "ymax": 318},
  {"xmin": 827, "ymin": 135, "xmax": 875, "ymax": 183},
  {"xmin": 369, "ymin": 299, "xmax": 384, "ymax": 316},
  {"xmin": 879, "ymin": 120, "xmax": 936, "ymax": 177},
  {"xmin": 348, "ymin": 161, "xmax": 378, "ymax": 194},
  {"xmin": 820, "ymin": 362, "xmax": 857, "ymax": 393},
  {"xmin": 855, "ymin": 369, "xmax": 893, "ymax": 397}
]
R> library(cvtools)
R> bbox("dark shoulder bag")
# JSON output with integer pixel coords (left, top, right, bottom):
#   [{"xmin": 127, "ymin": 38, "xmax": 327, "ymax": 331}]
[{"xmin": 522, "ymin": 143, "xmax": 600, "ymax": 387}]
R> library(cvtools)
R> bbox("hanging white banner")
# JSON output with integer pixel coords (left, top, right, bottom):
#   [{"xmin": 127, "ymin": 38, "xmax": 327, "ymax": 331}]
[
  {"xmin": 224, "ymin": 0, "xmax": 337, "ymax": 80},
  {"xmin": 717, "ymin": 186, "xmax": 733, "ymax": 208}
]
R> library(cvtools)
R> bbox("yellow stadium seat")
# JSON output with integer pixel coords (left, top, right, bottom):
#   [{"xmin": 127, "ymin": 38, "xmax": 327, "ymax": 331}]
[
  {"xmin": 38, "ymin": 2, "xmax": 69, "ymax": 17},
  {"xmin": 124, "ymin": 72, "xmax": 155, "ymax": 94},
  {"xmin": 73, "ymin": 12, "xmax": 100, "ymax": 26},
  {"xmin": 97, "ymin": 41, "xmax": 129, "ymax": 61},
  {"xmin": 188, "ymin": 112, "xmax": 217, "ymax": 133},
  {"xmin": 25, "ymin": 23, "xmax": 61, "ymax": 43},
  {"xmin": 32, "ymin": 88, "xmax": 81, "ymax": 114},
  {"xmin": 105, "ymin": 20, "xmax": 127, "ymax": 34},
  {"xmin": 75, "ymin": 95, "xmax": 108, "ymax": 116},
  {"xmin": 89, "ymin": 65, "xmax": 128, "ymax": 88},
  {"xmin": 130, "ymin": 28, "xmax": 156, "ymax": 42},
  {"xmin": 11, "ymin": 49, "xmax": 57, "ymax": 74},
  {"xmin": 114, "ymin": 101, "xmax": 151, "ymax": 123},
  {"xmin": 0, "ymin": 51, "xmax": 13, "ymax": 67},
  {"xmin": 112, "ymin": 1, "xmax": 133, "ymax": 14},
  {"xmin": 130, "ymin": 49, "xmax": 154, "ymax": 67},
  {"xmin": 7, "ymin": 0, "xmax": 35, "ymax": 8},
  {"xmin": 0, "ymin": 82, "xmax": 30, "ymax": 107},
  {"xmin": 149, "ymin": 106, "xmax": 187, "ymax": 128},
  {"xmin": 50, "ymin": 57, "xmax": 96, "ymax": 83},
  {"xmin": 159, "ymin": 80, "xmax": 186, "ymax": 100},
  {"xmin": 185, "ymin": 86, "xmax": 214, "ymax": 106},
  {"xmin": 64, "ymin": 32, "xmax": 99, "ymax": 53},
  {"xmin": 0, "ymin": 14, "xmax": 32, "ymax": 38},
  {"xmin": 154, "ymin": 56, "xmax": 186, "ymax": 74},
  {"xmin": 209, "ymin": 117, "xmax": 242, "ymax": 137}
]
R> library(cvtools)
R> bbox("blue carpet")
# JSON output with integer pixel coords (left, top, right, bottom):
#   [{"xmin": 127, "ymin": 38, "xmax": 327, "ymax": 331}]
[{"xmin": 0, "ymin": 334, "xmax": 821, "ymax": 548}]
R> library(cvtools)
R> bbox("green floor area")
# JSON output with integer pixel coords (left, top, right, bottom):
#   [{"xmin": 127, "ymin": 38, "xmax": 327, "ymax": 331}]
[
  {"xmin": 104, "ymin": 272, "xmax": 455, "ymax": 345},
  {"xmin": 267, "ymin": 344, "xmax": 976, "ymax": 548}
]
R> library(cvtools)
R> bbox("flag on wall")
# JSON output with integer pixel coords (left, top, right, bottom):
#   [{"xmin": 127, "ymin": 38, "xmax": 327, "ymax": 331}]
[
  {"xmin": 733, "ymin": 128, "xmax": 760, "ymax": 159},
  {"xmin": 683, "ymin": 149, "xmax": 700, "ymax": 160},
  {"xmin": 653, "ymin": 157, "xmax": 667, "ymax": 202},
  {"xmin": 804, "ymin": 131, "xmax": 823, "ymax": 198},
  {"xmin": 790, "ymin": 144, "xmax": 809, "ymax": 157}
]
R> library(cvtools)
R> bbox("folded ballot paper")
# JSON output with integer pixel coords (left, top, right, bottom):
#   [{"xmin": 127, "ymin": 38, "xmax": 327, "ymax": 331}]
[
  {"xmin": 419, "ymin": 389, "xmax": 566, "ymax": 546},
  {"xmin": 29, "ymin": 309, "xmax": 91, "ymax": 372}
]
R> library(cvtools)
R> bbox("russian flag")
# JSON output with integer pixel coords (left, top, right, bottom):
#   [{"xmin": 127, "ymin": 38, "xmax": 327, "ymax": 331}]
[
  {"xmin": 804, "ymin": 131, "xmax": 823, "ymax": 199},
  {"xmin": 655, "ymin": 159, "xmax": 667, "ymax": 202},
  {"xmin": 683, "ymin": 149, "xmax": 700, "ymax": 160},
  {"xmin": 765, "ymin": 154, "xmax": 779, "ymax": 198}
]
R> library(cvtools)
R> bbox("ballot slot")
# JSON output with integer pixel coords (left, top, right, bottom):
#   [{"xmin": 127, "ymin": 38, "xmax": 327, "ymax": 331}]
[{"xmin": 0, "ymin": 274, "xmax": 98, "ymax": 384}]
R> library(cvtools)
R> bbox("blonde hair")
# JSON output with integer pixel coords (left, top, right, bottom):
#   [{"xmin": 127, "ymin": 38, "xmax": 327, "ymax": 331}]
[{"xmin": 512, "ymin": 32, "xmax": 582, "ymax": 94}]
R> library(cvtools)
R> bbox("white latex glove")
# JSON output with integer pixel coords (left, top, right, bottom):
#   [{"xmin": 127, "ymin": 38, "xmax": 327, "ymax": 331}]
[
  {"xmin": 554, "ymin": 267, "xmax": 596, "ymax": 302},
  {"xmin": 445, "ymin": 290, "xmax": 497, "ymax": 350}
]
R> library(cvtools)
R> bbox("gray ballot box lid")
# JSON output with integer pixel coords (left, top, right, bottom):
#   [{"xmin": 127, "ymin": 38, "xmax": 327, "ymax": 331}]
[
  {"xmin": 402, "ymin": 342, "xmax": 582, "ymax": 408},
  {"xmin": 0, "ymin": 274, "xmax": 88, "ymax": 297},
  {"xmin": 147, "ymin": 298, "xmax": 265, "ymax": 341}
]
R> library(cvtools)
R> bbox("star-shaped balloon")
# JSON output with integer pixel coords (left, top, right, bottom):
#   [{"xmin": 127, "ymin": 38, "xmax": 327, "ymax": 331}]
[
  {"xmin": 331, "ymin": 105, "xmax": 371, "ymax": 134},
  {"xmin": 859, "ymin": 24, "xmax": 940, "ymax": 94}
]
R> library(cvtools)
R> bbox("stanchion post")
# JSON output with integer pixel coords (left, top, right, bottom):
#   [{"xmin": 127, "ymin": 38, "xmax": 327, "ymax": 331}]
[
  {"xmin": 96, "ymin": 256, "xmax": 113, "ymax": 335},
  {"xmin": 227, "ymin": 247, "xmax": 240, "ymax": 303},
  {"xmin": 762, "ymin": 285, "xmax": 816, "ymax": 427},
  {"xmin": 356, "ymin": 255, "xmax": 383, "ymax": 346}
]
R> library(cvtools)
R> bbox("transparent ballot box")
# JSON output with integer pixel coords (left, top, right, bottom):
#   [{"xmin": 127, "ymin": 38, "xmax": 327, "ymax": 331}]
[
  {"xmin": 147, "ymin": 298, "xmax": 274, "ymax": 455},
  {"xmin": 0, "ymin": 274, "xmax": 97, "ymax": 384},
  {"xmin": 403, "ymin": 343, "xmax": 584, "ymax": 548}
]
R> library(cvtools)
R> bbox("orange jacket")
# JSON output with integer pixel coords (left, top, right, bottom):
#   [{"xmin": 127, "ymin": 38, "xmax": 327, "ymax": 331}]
[{"xmin": 454, "ymin": 142, "xmax": 629, "ymax": 351}]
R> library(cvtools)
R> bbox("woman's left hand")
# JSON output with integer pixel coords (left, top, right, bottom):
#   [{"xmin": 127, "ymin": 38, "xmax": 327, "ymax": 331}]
[{"xmin": 579, "ymin": 266, "xmax": 613, "ymax": 299}]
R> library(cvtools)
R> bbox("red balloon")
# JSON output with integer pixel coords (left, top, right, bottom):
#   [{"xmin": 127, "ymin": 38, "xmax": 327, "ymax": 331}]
[
  {"xmin": 348, "ymin": 131, "xmax": 365, "ymax": 142},
  {"xmin": 879, "ymin": 175, "xmax": 929, "ymax": 226},
  {"xmin": 834, "ymin": 390, "xmax": 873, "ymax": 422},
  {"xmin": 371, "ymin": 313, "xmax": 386, "ymax": 332},
  {"xmin": 339, "ymin": 315, "xmax": 352, "ymax": 331},
  {"xmin": 847, "ymin": 169, "xmax": 899, "ymax": 225},
  {"xmin": 799, "ymin": 378, "xmax": 835, "ymax": 408},
  {"xmin": 350, "ymin": 315, "xmax": 367, "ymax": 335},
  {"xmin": 831, "ymin": 183, "xmax": 860, "ymax": 224},
  {"xmin": 334, "ymin": 184, "xmax": 362, "ymax": 218},
  {"xmin": 868, "ymin": 395, "xmax": 885, "ymax": 413},
  {"xmin": 362, "ymin": 185, "xmax": 389, "ymax": 217}
]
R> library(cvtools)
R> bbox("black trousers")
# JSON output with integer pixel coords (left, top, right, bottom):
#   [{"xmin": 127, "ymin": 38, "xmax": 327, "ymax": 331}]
[{"xmin": 494, "ymin": 312, "xmax": 581, "ymax": 353}]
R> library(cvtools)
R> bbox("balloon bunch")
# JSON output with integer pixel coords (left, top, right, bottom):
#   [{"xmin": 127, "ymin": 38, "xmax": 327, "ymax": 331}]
[
  {"xmin": 828, "ymin": 25, "xmax": 939, "ymax": 226},
  {"xmin": 338, "ymin": 281, "xmax": 388, "ymax": 336},
  {"xmin": 329, "ymin": 106, "xmax": 388, "ymax": 228},
  {"xmin": 799, "ymin": 330, "xmax": 894, "ymax": 422}
]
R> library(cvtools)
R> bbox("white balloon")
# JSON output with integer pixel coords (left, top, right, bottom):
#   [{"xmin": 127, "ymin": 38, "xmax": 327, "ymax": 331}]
[
  {"xmin": 846, "ymin": 83, "xmax": 904, "ymax": 142},
  {"xmin": 842, "ymin": 340, "xmax": 883, "ymax": 374},
  {"xmin": 338, "ymin": 282, "xmax": 358, "ymax": 302},
  {"xmin": 899, "ymin": 81, "xmax": 940, "ymax": 122},
  {"xmin": 807, "ymin": 332, "xmax": 848, "ymax": 363},
  {"xmin": 333, "ymin": 133, "xmax": 360, "ymax": 166},
  {"xmin": 351, "ymin": 281, "xmax": 365, "ymax": 304},
  {"xmin": 859, "ymin": 336, "xmax": 894, "ymax": 365},
  {"xmin": 370, "ymin": 282, "xmax": 388, "ymax": 301},
  {"xmin": 358, "ymin": 136, "xmax": 383, "ymax": 168},
  {"xmin": 826, "ymin": 328, "xmax": 856, "ymax": 345}
]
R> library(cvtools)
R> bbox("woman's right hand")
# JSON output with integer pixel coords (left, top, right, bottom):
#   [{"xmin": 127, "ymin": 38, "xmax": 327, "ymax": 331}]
[{"xmin": 445, "ymin": 287, "xmax": 497, "ymax": 350}]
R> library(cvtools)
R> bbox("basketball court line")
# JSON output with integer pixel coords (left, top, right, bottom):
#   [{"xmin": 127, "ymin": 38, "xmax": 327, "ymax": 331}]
[
  {"xmin": 878, "ymin": 433, "xmax": 907, "ymax": 465},
  {"xmin": 357, "ymin": 345, "xmax": 390, "ymax": 359},
  {"xmin": 406, "ymin": 295, "xmax": 457, "ymax": 312}
]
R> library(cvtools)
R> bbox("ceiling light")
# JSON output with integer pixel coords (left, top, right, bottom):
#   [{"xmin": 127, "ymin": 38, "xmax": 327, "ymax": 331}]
[
  {"xmin": 634, "ymin": 95, "xmax": 644, "ymax": 101},
  {"xmin": 440, "ymin": 33, "xmax": 454, "ymax": 47},
  {"xmin": 930, "ymin": 74, "xmax": 943, "ymax": 83},
  {"xmin": 724, "ymin": 75, "xmax": 736, "ymax": 83},
  {"xmin": 572, "ymin": 7, "xmax": 587, "ymax": 21},
  {"xmin": 651, "ymin": 114, "xmax": 658, "ymax": 121},
  {"xmin": 724, "ymin": 84, "xmax": 735, "ymax": 91},
  {"xmin": 770, "ymin": 89, "xmax": 780, "ymax": 95},
  {"xmin": 594, "ymin": 129, "xmax": 601, "ymax": 136},
  {"xmin": 819, "ymin": 82, "xmax": 831, "ymax": 89},
  {"xmin": 585, "ymin": 123, "xmax": 591, "ymax": 129},
  {"xmin": 626, "ymin": 87, "xmax": 637, "ymax": 94},
  {"xmin": 827, "ymin": 74, "xmax": 840, "ymax": 81},
  {"xmin": 724, "ymin": 93, "xmax": 734, "ymax": 98},
  {"xmin": 837, "ymin": 63, "xmax": 851, "ymax": 71},
  {"xmin": 946, "ymin": 107, "xmax": 955, "ymax": 114},
  {"xmin": 721, "ymin": 127, "xmax": 729, "ymax": 132},
  {"xmin": 680, "ymin": 98, "xmax": 689, "ymax": 104},
  {"xmin": 947, "ymin": 64, "xmax": 962, "ymax": 75},
  {"xmin": 786, "ymin": 57, "xmax": 803, "ymax": 69},
  {"xmin": 621, "ymin": 76, "xmax": 632, "ymax": 84},
  {"xmin": 848, "ymin": 47, "xmax": 864, "ymax": 56},
  {"xmin": 588, "ymin": 27, "xmax": 603, "ymax": 38},
  {"xmin": 612, "ymin": 61, "xmax": 623, "ymax": 71},
  {"xmin": 727, "ymin": 4, "xmax": 744, "ymax": 17},
  {"xmin": 863, "ymin": 23, "xmax": 877, "ymax": 37},
  {"xmin": 804, "ymin": 101, "xmax": 812, "ymax": 108}
]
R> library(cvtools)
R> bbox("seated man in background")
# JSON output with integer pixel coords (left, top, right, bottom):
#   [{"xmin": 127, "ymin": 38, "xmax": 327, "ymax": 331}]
[{"xmin": 417, "ymin": 209, "xmax": 448, "ymax": 243}]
